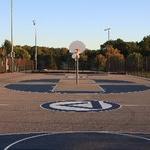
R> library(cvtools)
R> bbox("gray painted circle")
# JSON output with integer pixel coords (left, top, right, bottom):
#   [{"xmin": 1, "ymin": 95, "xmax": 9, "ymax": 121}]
[
  {"xmin": 41, "ymin": 100, "xmax": 120, "ymax": 112},
  {"xmin": 69, "ymin": 41, "xmax": 86, "ymax": 54}
]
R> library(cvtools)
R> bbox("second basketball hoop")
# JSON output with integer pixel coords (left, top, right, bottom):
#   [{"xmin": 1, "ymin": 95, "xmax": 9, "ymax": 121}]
[{"xmin": 69, "ymin": 41, "xmax": 86, "ymax": 85}]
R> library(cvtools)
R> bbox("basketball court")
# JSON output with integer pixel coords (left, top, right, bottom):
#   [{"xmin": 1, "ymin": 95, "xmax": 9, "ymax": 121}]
[{"xmin": 0, "ymin": 72, "xmax": 150, "ymax": 149}]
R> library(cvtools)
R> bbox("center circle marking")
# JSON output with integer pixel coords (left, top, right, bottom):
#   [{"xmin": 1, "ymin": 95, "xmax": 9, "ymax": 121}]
[{"xmin": 41, "ymin": 100, "xmax": 120, "ymax": 112}]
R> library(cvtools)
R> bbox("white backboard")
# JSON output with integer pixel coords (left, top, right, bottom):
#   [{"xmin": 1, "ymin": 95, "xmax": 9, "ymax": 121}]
[{"xmin": 69, "ymin": 41, "xmax": 86, "ymax": 54}]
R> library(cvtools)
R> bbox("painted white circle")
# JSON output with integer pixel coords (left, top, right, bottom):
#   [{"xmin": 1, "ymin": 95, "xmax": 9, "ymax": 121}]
[
  {"xmin": 69, "ymin": 41, "xmax": 86, "ymax": 54},
  {"xmin": 41, "ymin": 100, "xmax": 120, "ymax": 112}
]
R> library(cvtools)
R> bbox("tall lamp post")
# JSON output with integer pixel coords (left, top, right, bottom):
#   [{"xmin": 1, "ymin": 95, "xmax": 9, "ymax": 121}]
[
  {"xmin": 104, "ymin": 28, "xmax": 111, "ymax": 41},
  {"xmin": 33, "ymin": 20, "xmax": 37, "ymax": 70},
  {"xmin": 11, "ymin": 0, "xmax": 14, "ymax": 72},
  {"xmin": 104, "ymin": 28, "xmax": 111, "ymax": 73}
]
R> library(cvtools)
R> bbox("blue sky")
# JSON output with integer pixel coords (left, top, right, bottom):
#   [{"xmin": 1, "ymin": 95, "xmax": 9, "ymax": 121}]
[{"xmin": 0, "ymin": 0, "xmax": 150, "ymax": 49}]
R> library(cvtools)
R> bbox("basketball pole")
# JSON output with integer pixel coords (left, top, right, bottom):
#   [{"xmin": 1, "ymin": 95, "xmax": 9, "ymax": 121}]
[
  {"xmin": 69, "ymin": 41, "xmax": 85, "ymax": 85},
  {"xmin": 75, "ymin": 49, "xmax": 79, "ymax": 85}
]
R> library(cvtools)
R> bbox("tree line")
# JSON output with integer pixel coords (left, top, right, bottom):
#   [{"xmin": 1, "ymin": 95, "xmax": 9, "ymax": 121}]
[{"xmin": 0, "ymin": 35, "xmax": 150, "ymax": 72}]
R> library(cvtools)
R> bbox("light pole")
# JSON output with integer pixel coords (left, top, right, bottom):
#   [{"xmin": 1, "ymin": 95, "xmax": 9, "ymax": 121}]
[
  {"xmin": 75, "ymin": 49, "xmax": 79, "ymax": 85},
  {"xmin": 33, "ymin": 20, "xmax": 37, "ymax": 70},
  {"xmin": 104, "ymin": 28, "xmax": 111, "ymax": 73},
  {"xmin": 11, "ymin": 0, "xmax": 14, "ymax": 72},
  {"xmin": 104, "ymin": 28, "xmax": 111, "ymax": 41}
]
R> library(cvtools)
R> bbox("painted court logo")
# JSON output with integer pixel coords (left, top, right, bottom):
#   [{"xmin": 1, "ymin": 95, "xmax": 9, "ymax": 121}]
[{"xmin": 41, "ymin": 100, "xmax": 120, "ymax": 112}]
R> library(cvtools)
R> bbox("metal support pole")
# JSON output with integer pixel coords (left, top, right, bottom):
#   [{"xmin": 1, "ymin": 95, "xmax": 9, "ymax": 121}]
[
  {"xmin": 104, "ymin": 28, "xmax": 111, "ymax": 41},
  {"xmin": 33, "ymin": 20, "xmax": 37, "ymax": 70},
  {"xmin": 75, "ymin": 49, "xmax": 79, "ymax": 85},
  {"xmin": 35, "ymin": 28, "xmax": 37, "ymax": 70},
  {"xmin": 11, "ymin": 0, "xmax": 14, "ymax": 72},
  {"xmin": 104, "ymin": 28, "xmax": 111, "ymax": 73},
  {"xmin": 76, "ymin": 57, "xmax": 79, "ymax": 85},
  {"xmin": 108, "ymin": 29, "xmax": 110, "ymax": 41}
]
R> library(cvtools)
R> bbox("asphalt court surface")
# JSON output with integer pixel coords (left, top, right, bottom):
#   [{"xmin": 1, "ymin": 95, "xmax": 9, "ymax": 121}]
[{"xmin": 0, "ymin": 73, "xmax": 150, "ymax": 149}]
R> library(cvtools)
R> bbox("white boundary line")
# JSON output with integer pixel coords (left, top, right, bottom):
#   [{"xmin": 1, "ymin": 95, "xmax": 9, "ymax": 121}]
[
  {"xmin": 124, "ymin": 105, "xmax": 150, "ymax": 107},
  {"xmin": 0, "ymin": 104, "xmax": 9, "ymax": 106},
  {"xmin": 93, "ymin": 80, "xmax": 106, "ymax": 93},
  {"xmin": 3, "ymin": 131, "xmax": 150, "ymax": 150},
  {"xmin": 0, "ymin": 132, "xmax": 46, "ymax": 136},
  {"xmin": 4, "ymin": 133, "xmax": 48, "ymax": 150},
  {"xmin": 51, "ymin": 84, "xmax": 58, "ymax": 92},
  {"xmin": 51, "ymin": 79, "xmax": 61, "ymax": 92},
  {"xmin": 98, "ymin": 85, "xmax": 106, "ymax": 93},
  {"xmin": 0, "ymin": 130, "xmax": 150, "ymax": 137}
]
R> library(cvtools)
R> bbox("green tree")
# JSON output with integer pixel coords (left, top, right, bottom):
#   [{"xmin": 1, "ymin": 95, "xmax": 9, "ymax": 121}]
[
  {"xmin": 105, "ymin": 45, "xmax": 125, "ymax": 72},
  {"xmin": 14, "ymin": 46, "xmax": 31, "ymax": 60},
  {"xmin": 96, "ymin": 54, "xmax": 106, "ymax": 71},
  {"xmin": 101, "ymin": 39, "xmax": 140, "ymax": 58},
  {"xmin": 3, "ymin": 40, "xmax": 12, "ymax": 55},
  {"xmin": 79, "ymin": 52, "xmax": 88, "ymax": 70},
  {"xmin": 85, "ymin": 50, "xmax": 97, "ymax": 70},
  {"xmin": 127, "ymin": 52, "xmax": 143, "ymax": 72},
  {"xmin": 139, "ymin": 35, "xmax": 150, "ymax": 56}
]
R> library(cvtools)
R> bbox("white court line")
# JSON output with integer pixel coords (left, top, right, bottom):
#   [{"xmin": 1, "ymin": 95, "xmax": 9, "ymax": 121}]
[
  {"xmin": 51, "ymin": 84, "xmax": 58, "ymax": 92},
  {"xmin": 124, "ymin": 105, "xmax": 150, "ymax": 107},
  {"xmin": 97, "ymin": 85, "xmax": 106, "ymax": 93},
  {"xmin": 0, "ymin": 131, "xmax": 47, "ymax": 136},
  {"xmin": 4, "ymin": 133, "xmax": 48, "ymax": 150},
  {"xmin": 93, "ymin": 80, "xmax": 106, "ymax": 93},
  {"xmin": 4, "ymin": 131, "xmax": 150, "ymax": 150},
  {"xmin": 0, "ymin": 104, "xmax": 9, "ymax": 106}
]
